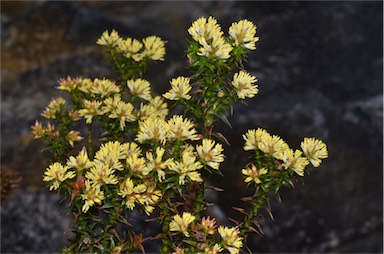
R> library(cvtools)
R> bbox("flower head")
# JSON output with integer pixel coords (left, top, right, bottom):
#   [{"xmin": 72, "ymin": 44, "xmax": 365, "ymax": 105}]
[
  {"xmin": 96, "ymin": 30, "xmax": 122, "ymax": 46},
  {"xmin": 169, "ymin": 212, "xmax": 196, "ymax": 237},
  {"xmin": 117, "ymin": 38, "xmax": 144, "ymax": 61},
  {"xmin": 78, "ymin": 100, "xmax": 103, "ymax": 124},
  {"xmin": 242, "ymin": 164, "xmax": 268, "ymax": 184},
  {"xmin": 81, "ymin": 180, "xmax": 105, "ymax": 213},
  {"xmin": 281, "ymin": 149, "xmax": 310, "ymax": 176},
  {"xmin": 231, "ymin": 70, "xmax": 258, "ymax": 99},
  {"xmin": 199, "ymin": 216, "xmax": 217, "ymax": 235},
  {"xmin": 163, "ymin": 76, "xmax": 192, "ymax": 101},
  {"xmin": 242, "ymin": 128, "xmax": 269, "ymax": 151},
  {"xmin": 300, "ymin": 138, "xmax": 328, "ymax": 167},
  {"xmin": 196, "ymin": 139, "xmax": 224, "ymax": 170},
  {"xmin": 85, "ymin": 162, "xmax": 118, "ymax": 186},
  {"xmin": 57, "ymin": 76, "xmax": 82, "ymax": 92},
  {"xmin": 31, "ymin": 121, "xmax": 45, "ymax": 139},
  {"xmin": 41, "ymin": 97, "xmax": 66, "ymax": 119},
  {"xmin": 107, "ymin": 101, "xmax": 135, "ymax": 130},
  {"xmin": 168, "ymin": 150, "xmax": 203, "ymax": 185},
  {"xmin": 118, "ymin": 178, "xmax": 146, "ymax": 210},
  {"xmin": 67, "ymin": 148, "xmax": 93, "ymax": 172},
  {"xmin": 43, "ymin": 162, "xmax": 75, "ymax": 191},
  {"xmin": 229, "ymin": 19, "xmax": 259, "ymax": 50},
  {"xmin": 90, "ymin": 78, "xmax": 120, "ymax": 98},
  {"xmin": 143, "ymin": 36, "xmax": 166, "ymax": 61},
  {"xmin": 94, "ymin": 141, "xmax": 126, "ymax": 171},
  {"xmin": 145, "ymin": 147, "xmax": 172, "ymax": 181},
  {"xmin": 218, "ymin": 226, "xmax": 243, "ymax": 254},
  {"xmin": 258, "ymin": 132, "xmax": 289, "ymax": 160},
  {"xmin": 188, "ymin": 16, "xmax": 223, "ymax": 42},
  {"xmin": 127, "ymin": 78, "xmax": 152, "ymax": 101},
  {"xmin": 65, "ymin": 130, "xmax": 83, "ymax": 147},
  {"xmin": 167, "ymin": 115, "xmax": 200, "ymax": 141},
  {"xmin": 136, "ymin": 117, "xmax": 169, "ymax": 144}
]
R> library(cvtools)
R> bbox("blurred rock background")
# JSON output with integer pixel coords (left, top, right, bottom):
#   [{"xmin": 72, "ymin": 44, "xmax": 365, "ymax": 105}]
[{"xmin": 1, "ymin": 1, "xmax": 382, "ymax": 253}]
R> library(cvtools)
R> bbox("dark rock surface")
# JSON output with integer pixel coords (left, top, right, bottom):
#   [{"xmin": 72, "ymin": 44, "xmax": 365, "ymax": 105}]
[{"xmin": 1, "ymin": 1, "xmax": 382, "ymax": 253}]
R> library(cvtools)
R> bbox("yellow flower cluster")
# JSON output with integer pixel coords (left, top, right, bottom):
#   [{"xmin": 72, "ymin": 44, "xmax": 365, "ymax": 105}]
[
  {"xmin": 229, "ymin": 19, "xmax": 259, "ymax": 50},
  {"xmin": 97, "ymin": 30, "xmax": 166, "ymax": 62},
  {"xmin": 301, "ymin": 138, "xmax": 328, "ymax": 167},
  {"xmin": 90, "ymin": 78, "xmax": 120, "ymax": 98},
  {"xmin": 41, "ymin": 97, "xmax": 66, "ymax": 119},
  {"xmin": 169, "ymin": 212, "xmax": 196, "ymax": 237},
  {"xmin": 218, "ymin": 226, "xmax": 243, "ymax": 254},
  {"xmin": 188, "ymin": 16, "xmax": 232, "ymax": 60},
  {"xmin": 78, "ymin": 100, "xmax": 103, "ymax": 124},
  {"xmin": 169, "ymin": 149, "xmax": 203, "ymax": 185},
  {"xmin": 127, "ymin": 78, "xmax": 152, "ymax": 101},
  {"xmin": 231, "ymin": 70, "xmax": 258, "ymax": 99},
  {"xmin": 66, "ymin": 148, "xmax": 93, "ymax": 172},
  {"xmin": 136, "ymin": 115, "xmax": 200, "ymax": 144},
  {"xmin": 196, "ymin": 139, "xmax": 224, "ymax": 170},
  {"xmin": 81, "ymin": 180, "xmax": 105, "ymax": 213},
  {"xmin": 243, "ymin": 128, "xmax": 328, "ymax": 176},
  {"xmin": 103, "ymin": 96, "xmax": 135, "ymax": 130},
  {"xmin": 242, "ymin": 164, "xmax": 268, "ymax": 184},
  {"xmin": 43, "ymin": 162, "xmax": 75, "ymax": 191},
  {"xmin": 31, "ymin": 121, "xmax": 55, "ymax": 139},
  {"xmin": 163, "ymin": 76, "xmax": 192, "ymax": 101}
]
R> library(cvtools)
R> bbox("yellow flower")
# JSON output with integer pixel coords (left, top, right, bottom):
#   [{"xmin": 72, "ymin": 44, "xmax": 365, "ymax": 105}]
[
  {"xmin": 281, "ymin": 149, "xmax": 310, "ymax": 176},
  {"xmin": 242, "ymin": 128, "xmax": 269, "ymax": 151},
  {"xmin": 121, "ymin": 142, "xmax": 142, "ymax": 158},
  {"xmin": 126, "ymin": 154, "xmax": 149, "ymax": 175},
  {"xmin": 169, "ymin": 212, "xmax": 196, "ymax": 237},
  {"xmin": 81, "ymin": 180, "xmax": 105, "ymax": 213},
  {"xmin": 199, "ymin": 216, "xmax": 217, "ymax": 235},
  {"xmin": 258, "ymin": 132, "xmax": 289, "ymax": 159},
  {"xmin": 31, "ymin": 120, "xmax": 45, "ymax": 139},
  {"xmin": 196, "ymin": 139, "xmax": 224, "ymax": 170},
  {"xmin": 57, "ymin": 76, "xmax": 82, "ymax": 92},
  {"xmin": 168, "ymin": 150, "xmax": 203, "ymax": 185},
  {"xmin": 136, "ymin": 117, "xmax": 169, "ymax": 144},
  {"xmin": 229, "ymin": 19, "xmax": 259, "ymax": 50},
  {"xmin": 41, "ymin": 97, "xmax": 66, "ymax": 119},
  {"xmin": 218, "ymin": 226, "xmax": 243, "ymax": 254},
  {"xmin": 300, "ymin": 138, "xmax": 328, "ymax": 167},
  {"xmin": 143, "ymin": 36, "xmax": 166, "ymax": 61},
  {"xmin": 163, "ymin": 76, "xmax": 192, "ymax": 101},
  {"xmin": 65, "ymin": 130, "xmax": 83, "ymax": 147},
  {"xmin": 90, "ymin": 78, "xmax": 120, "ymax": 97},
  {"xmin": 94, "ymin": 141, "xmax": 126, "ymax": 171},
  {"xmin": 108, "ymin": 100, "xmax": 135, "ymax": 130},
  {"xmin": 149, "ymin": 96, "xmax": 169, "ymax": 119},
  {"xmin": 85, "ymin": 162, "xmax": 118, "ymax": 186},
  {"xmin": 117, "ymin": 38, "xmax": 144, "ymax": 61},
  {"xmin": 118, "ymin": 178, "xmax": 146, "ymax": 210},
  {"xmin": 67, "ymin": 148, "xmax": 93, "ymax": 172},
  {"xmin": 242, "ymin": 164, "xmax": 268, "ymax": 184},
  {"xmin": 127, "ymin": 78, "xmax": 152, "ymax": 101},
  {"xmin": 231, "ymin": 70, "xmax": 258, "ymax": 99},
  {"xmin": 203, "ymin": 244, "xmax": 223, "ymax": 254},
  {"xmin": 197, "ymin": 36, "xmax": 233, "ymax": 60},
  {"xmin": 138, "ymin": 185, "xmax": 162, "ymax": 215},
  {"xmin": 188, "ymin": 16, "xmax": 223, "ymax": 42},
  {"xmin": 96, "ymin": 29, "xmax": 122, "ymax": 46},
  {"xmin": 145, "ymin": 147, "xmax": 172, "ymax": 182},
  {"xmin": 78, "ymin": 100, "xmax": 103, "ymax": 124},
  {"xmin": 78, "ymin": 78, "xmax": 94, "ymax": 94},
  {"xmin": 102, "ymin": 94, "xmax": 122, "ymax": 114},
  {"xmin": 43, "ymin": 162, "xmax": 76, "ymax": 191},
  {"xmin": 167, "ymin": 115, "xmax": 200, "ymax": 141}
]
